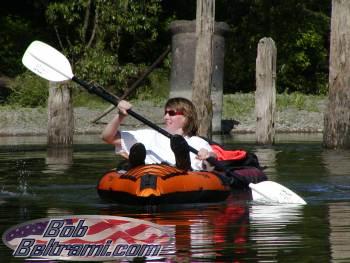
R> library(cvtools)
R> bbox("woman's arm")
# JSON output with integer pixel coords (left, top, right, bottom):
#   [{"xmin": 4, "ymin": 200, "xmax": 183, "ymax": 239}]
[
  {"xmin": 101, "ymin": 114, "xmax": 125, "ymax": 146},
  {"xmin": 101, "ymin": 100, "xmax": 132, "ymax": 146}
]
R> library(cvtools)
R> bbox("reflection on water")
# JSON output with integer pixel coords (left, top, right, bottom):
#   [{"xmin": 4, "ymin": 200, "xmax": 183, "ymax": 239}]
[
  {"xmin": 250, "ymin": 205, "xmax": 304, "ymax": 260},
  {"xmin": 229, "ymin": 133, "xmax": 323, "ymax": 144},
  {"xmin": 254, "ymin": 148, "xmax": 278, "ymax": 180},
  {"xmin": 100, "ymin": 194, "xmax": 251, "ymax": 262},
  {"xmin": 323, "ymin": 149, "xmax": 350, "ymax": 176},
  {"xmin": 45, "ymin": 147, "xmax": 73, "ymax": 174},
  {"xmin": 320, "ymin": 150, "xmax": 350, "ymax": 203},
  {"xmin": 329, "ymin": 202, "xmax": 350, "ymax": 262},
  {"xmin": 1, "ymin": 134, "xmax": 350, "ymax": 262},
  {"xmin": 0, "ymin": 134, "xmax": 102, "ymax": 146}
]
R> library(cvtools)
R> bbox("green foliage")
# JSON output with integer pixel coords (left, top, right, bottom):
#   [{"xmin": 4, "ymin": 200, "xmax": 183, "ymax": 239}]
[
  {"xmin": 45, "ymin": 0, "xmax": 163, "ymax": 95},
  {"xmin": 5, "ymin": 67, "xmax": 169, "ymax": 109},
  {"xmin": 0, "ymin": 0, "xmax": 332, "ymax": 97},
  {"xmin": 276, "ymin": 92, "xmax": 325, "ymax": 111},
  {"xmin": 7, "ymin": 72, "xmax": 49, "ymax": 107},
  {"xmin": 0, "ymin": 0, "xmax": 51, "ymax": 77},
  {"xmin": 278, "ymin": 28, "xmax": 329, "ymax": 94},
  {"xmin": 134, "ymin": 69, "xmax": 170, "ymax": 106},
  {"xmin": 0, "ymin": 16, "xmax": 34, "ymax": 76},
  {"xmin": 223, "ymin": 92, "xmax": 325, "ymax": 119},
  {"xmin": 218, "ymin": 0, "xmax": 330, "ymax": 95},
  {"xmin": 73, "ymin": 44, "xmax": 120, "ymax": 88},
  {"xmin": 223, "ymin": 93, "xmax": 255, "ymax": 119},
  {"xmin": 71, "ymin": 88, "xmax": 108, "ymax": 108}
]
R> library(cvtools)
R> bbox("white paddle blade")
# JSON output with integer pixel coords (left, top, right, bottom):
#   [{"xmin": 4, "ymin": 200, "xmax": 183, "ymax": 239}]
[
  {"xmin": 22, "ymin": 40, "xmax": 74, "ymax": 82},
  {"xmin": 249, "ymin": 181, "xmax": 307, "ymax": 205}
]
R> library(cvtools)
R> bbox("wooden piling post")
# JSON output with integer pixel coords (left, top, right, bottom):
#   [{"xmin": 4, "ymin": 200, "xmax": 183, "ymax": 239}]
[
  {"xmin": 47, "ymin": 81, "xmax": 74, "ymax": 146},
  {"xmin": 324, "ymin": 0, "xmax": 350, "ymax": 149},
  {"xmin": 255, "ymin": 37, "xmax": 276, "ymax": 144},
  {"xmin": 192, "ymin": 0, "xmax": 215, "ymax": 138}
]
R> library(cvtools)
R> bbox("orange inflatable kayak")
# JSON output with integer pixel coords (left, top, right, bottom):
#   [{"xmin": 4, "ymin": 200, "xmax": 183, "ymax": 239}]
[{"xmin": 97, "ymin": 164, "xmax": 231, "ymax": 205}]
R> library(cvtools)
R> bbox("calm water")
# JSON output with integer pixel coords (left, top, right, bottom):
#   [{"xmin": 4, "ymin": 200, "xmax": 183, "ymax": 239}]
[{"xmin": 1, "ymin": 133, "xmax": 350, "ymax": 262}]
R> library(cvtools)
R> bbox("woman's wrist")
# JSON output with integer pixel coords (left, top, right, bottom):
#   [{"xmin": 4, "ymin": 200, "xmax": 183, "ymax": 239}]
[{"xmin": 118, "ymin": 110, "xmax": 127, "ymax": 118}]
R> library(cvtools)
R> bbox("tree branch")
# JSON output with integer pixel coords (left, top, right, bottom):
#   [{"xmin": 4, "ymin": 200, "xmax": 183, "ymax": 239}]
[
  {"xmin": 54, "ymin": 26, "xmax": 64, "ymax": 50},
  {"xmin": 82, "ymin": 0, "xmax": 92, "ymax": 42},
  {"xmin": 87, "ymin": 2, "xmax": 98, "ymax": 48}
]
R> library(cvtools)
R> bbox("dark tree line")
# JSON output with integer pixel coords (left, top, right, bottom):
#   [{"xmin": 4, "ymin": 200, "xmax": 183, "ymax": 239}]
[{"xmin": 0, "ymin": 0, "xmax": 331, "ymax": 100}]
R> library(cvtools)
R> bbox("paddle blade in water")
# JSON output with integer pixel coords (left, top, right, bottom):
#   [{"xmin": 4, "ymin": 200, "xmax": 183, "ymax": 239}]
[
  {"xmin": 22, "ymin": 40, "xmax": 74, "ymax": 82},
  {"xmin": 249, "ymin": 181, "xmax": 307, "ymax": 205}
]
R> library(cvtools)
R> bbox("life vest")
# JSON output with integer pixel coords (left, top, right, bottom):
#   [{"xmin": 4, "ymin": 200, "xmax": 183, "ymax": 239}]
[
  {"xmin": 211, "ymin": 144, "xmax": 247, "ymax": 161},
  {"xmin": 210, "ymin": 144, "xmax": 263, "ymax": 174}
]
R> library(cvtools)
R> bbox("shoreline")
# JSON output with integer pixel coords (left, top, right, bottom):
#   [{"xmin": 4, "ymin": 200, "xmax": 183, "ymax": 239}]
[
  {"xmin": 0, "ymin": 106, "xmax": 324, "ymax": 137},
  {"xmin": 1, "ymin": 96, "xmax": 325, "ymax": 136}
]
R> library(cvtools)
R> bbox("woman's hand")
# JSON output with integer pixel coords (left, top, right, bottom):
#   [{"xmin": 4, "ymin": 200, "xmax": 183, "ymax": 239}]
[
  {"xmin": 197, "ymin": 149, "xmax": 217, "ymax": 171},
  {"xmin": 197, "ymin": 148, "xmax": 212, "ymax": 160},
  {"xmin": 118, "ymin": 100, "xmax": 132, "ymax": 116}
]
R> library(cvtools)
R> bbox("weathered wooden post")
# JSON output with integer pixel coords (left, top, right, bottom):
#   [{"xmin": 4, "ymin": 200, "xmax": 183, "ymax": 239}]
[
  {"xmin": 46, "ymin": 81, "xmax": 74, "ymax": 165},
  {"xmin": 192, "ymin": 0, "xmax": 215, "ymax": 138},
  {"xmin": 169, "ymin": 20, "xmax": 229, "ymax": 134},
  {"xmin": 47, "ymin": 81, "xmax": 74, "ymax": 145},
  {"xmin": 324, "ymin": 0, "xmax": 350, "ymax": 149},
  {"xmin": 255, "ymin": 37, "xmax": 276, "ymax": 144}
]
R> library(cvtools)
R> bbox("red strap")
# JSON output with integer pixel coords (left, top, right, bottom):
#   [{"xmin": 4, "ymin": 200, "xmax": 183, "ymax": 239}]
[{"xmin": 211, "ymin": 144, "xmax": 247, "ymax": 161}]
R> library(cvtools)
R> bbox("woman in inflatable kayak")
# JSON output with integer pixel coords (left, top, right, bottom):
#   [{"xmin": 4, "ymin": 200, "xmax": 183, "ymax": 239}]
[
  {"xmin": 102, "ymin": 97, "xmax": 217, "ymax": 171},
  {"xmin": 99, "ymin": 97, "xmax": 266, "ymax": 204}
]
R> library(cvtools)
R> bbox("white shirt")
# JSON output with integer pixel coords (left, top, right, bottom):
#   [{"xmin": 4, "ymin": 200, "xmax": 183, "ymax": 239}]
[{"xmin": 115, "ymin": 129, "xmax": 212, "ymax": 170}]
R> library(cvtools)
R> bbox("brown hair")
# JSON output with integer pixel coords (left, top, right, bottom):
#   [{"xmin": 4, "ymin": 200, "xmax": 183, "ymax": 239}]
[{"xmin": 165, "ymin": 97, "xmax": 198, "ymax": 136}]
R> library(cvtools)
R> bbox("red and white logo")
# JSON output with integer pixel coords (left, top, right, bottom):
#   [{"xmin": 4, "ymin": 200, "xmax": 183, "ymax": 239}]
[{"xmin": 2, "ymin": 215, "xmax": 173, "ymax": 261}]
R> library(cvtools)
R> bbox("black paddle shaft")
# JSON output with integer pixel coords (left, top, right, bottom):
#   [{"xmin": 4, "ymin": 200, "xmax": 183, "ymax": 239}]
[
  {"xmin": 72, "ymin": 76, "xmax": 231, "ymax": 172},
  {"xmin": 72, "ymin": 76, "xmax": 172, "ymax": 138}
]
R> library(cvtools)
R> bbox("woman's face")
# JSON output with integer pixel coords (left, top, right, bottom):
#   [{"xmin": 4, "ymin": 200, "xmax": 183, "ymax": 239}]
[{"xmin": 163, "ymin": 108, "xmax": 187, "ymax": 135}]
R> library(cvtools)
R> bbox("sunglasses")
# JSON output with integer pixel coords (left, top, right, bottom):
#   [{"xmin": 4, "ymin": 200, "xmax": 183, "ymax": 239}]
[{"xmin": 164, "ymin": 110, "xmax": 184, "ymax": 116}]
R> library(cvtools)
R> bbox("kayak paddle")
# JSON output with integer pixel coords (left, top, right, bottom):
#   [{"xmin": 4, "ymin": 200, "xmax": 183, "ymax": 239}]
[
  {"xmin": 249, "ymin": 181, "xmax": 306, "ymax": 204},
  {"xmin": 22, "ymin": 40, "xmax": 307, "ymax": 205}
]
